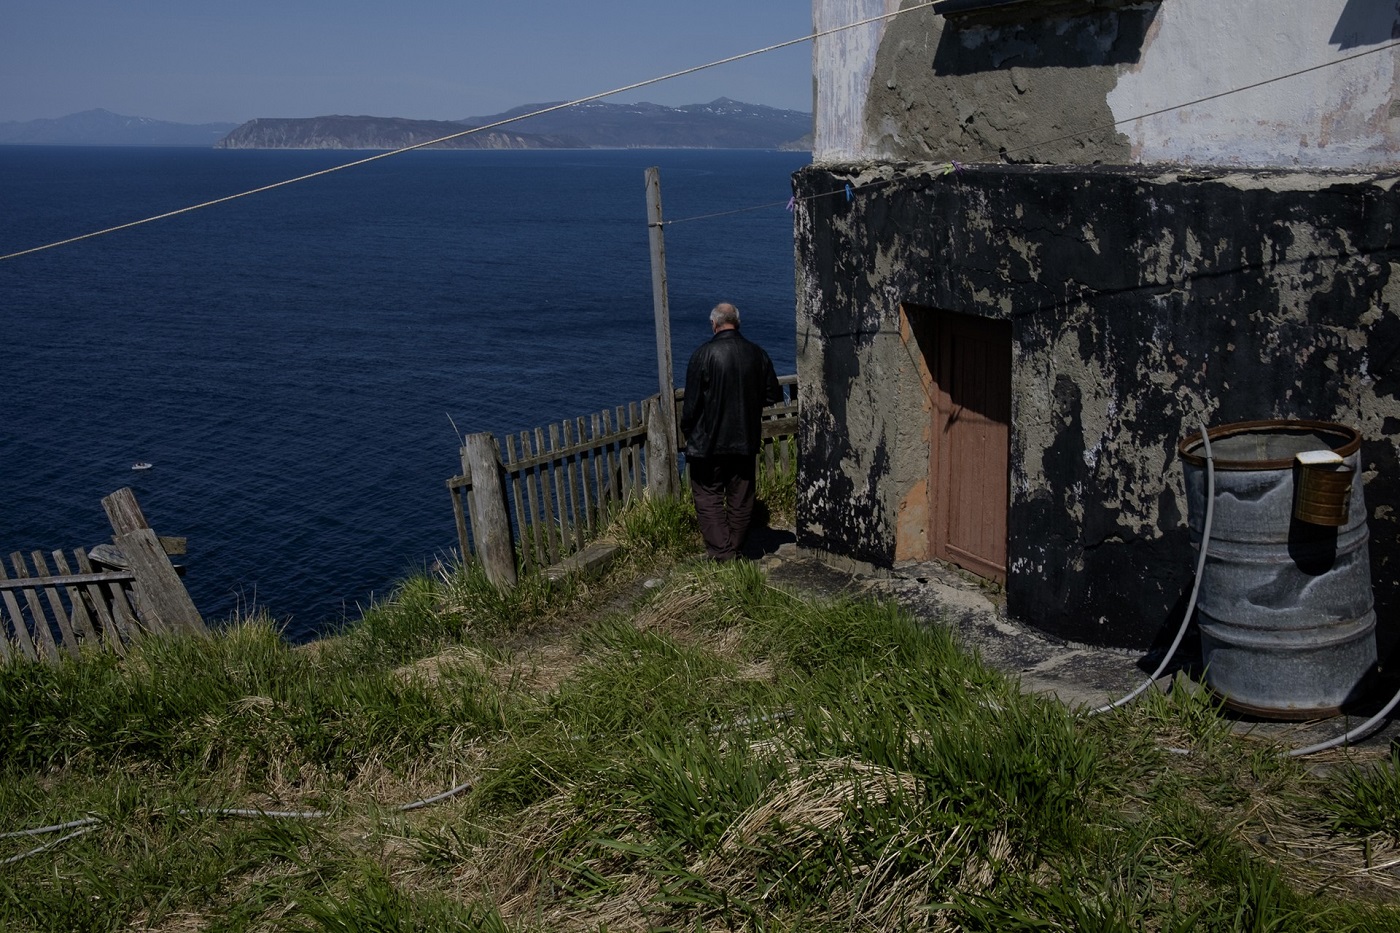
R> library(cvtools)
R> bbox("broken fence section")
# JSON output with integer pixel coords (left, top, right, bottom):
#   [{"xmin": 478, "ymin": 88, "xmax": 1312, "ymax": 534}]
[{"xmin": 0, "ymin": 487, "xmax": 206, "ymax": 663}]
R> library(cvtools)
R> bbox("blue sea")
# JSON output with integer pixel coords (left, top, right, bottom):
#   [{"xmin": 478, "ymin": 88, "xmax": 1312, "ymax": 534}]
[{"xmin": 1, "ymin": 146, "xmax": 807, "ymax": 641}]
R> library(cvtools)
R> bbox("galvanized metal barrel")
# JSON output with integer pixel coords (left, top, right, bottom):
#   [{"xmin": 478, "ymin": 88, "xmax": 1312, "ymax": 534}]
[{"xmin": 1178, "ymin": 420, "xmax": 1376, "ymax": 719}]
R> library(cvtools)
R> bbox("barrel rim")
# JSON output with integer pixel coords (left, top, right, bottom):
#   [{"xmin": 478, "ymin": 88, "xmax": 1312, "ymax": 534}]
[{"xmin": 1178, "ymin": 419, "xmax": 1361, "ymax": 470}]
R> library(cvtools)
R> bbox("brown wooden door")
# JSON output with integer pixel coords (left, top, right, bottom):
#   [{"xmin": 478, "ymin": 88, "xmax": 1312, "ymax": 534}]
[{"xmin": 930, "ymin": 312, "xmax": 1011, "ymax": 583}]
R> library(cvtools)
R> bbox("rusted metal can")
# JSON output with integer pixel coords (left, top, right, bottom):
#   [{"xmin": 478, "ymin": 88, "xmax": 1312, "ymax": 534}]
[
  {"xmin": 1293, "ymin": 449, "xmax": 1353, "ymax": 526},
  {"xmin": 1178, "ymin": 420, "xmax": 1376, "ymax": 719}
]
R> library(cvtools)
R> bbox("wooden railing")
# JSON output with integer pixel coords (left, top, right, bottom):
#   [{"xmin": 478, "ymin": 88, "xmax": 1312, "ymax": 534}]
[
  {"xmin": 448, "ymin": 400, "xmax": 652, "ymax": 577},
  {"xmin": 0, "ymin": 488, "xmax": 206, "ymax": 663},
  {"xmin": 447, "ymin": 376, "xmax": 798, "ymax": 584}
]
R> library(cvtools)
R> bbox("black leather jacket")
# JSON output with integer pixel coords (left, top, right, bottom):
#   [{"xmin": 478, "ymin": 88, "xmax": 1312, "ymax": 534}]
[{"xmin": 680, "ymin": 328, "xmax": 783, "ymax": 459}]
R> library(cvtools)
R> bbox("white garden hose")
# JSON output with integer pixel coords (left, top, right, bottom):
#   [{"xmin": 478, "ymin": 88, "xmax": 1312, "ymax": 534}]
[{"xmin": 1287, "ymin": 684, "xmax": 1400, "ymax": 756}]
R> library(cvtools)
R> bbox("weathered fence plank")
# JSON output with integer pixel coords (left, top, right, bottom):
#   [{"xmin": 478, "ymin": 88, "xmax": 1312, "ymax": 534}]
[
  {"xmin": 526, "ymin": 425, "xmax": 554, "ymax": 563},
  {"xmin": 0, "ymin": 567, "xmax": 38, "ymax": 661},
  {"xmin": 569, "ymin": 418, "xmax": 589, "ymax": 552},
  {"xmin": 643, "ymin": 397, "xmax": 669, "ymax": 500},
  {"xmin": 449, "ymin": 473, "xmax": 472, "ymax": 566},
  {"xmin": 503, "ymin": 435, "xmax": 532, "ymax": 573},
  {"xmin": 619, "ymin": 406, "xmax": 635, "ymax": 500},
  {"xmin": 589, "ymin": 412, "xmax": 605, "ymax": 524},
  {"xmin": 596, "ymin": 410, "xmax": 612, "ymax": 512},
  {"xmin": 31, "ymin": 551, "xmax": 80, "ymax": 659},
  {"xmin": 75, "ymin": 548, "xmax": 130, "ymax": 655},
  {"xmin": 546, "ymin": 420, "xmax": 568, "ymax": 554},
  {"xmin": 526, "ymin": 442, "xmax": 547, "ymax": 568},
  {"xmin": 513, "ymin": 433, "xmax": 538, "ymax": 569},
  {"xmin": 628, "ymin": 406, "xmax": 643, "ymax": 497},
  {"xmin": 49, "ymin": 550, "xmax": 100, "ymax": 644},
  {"xmin": 102, "ymin": 488, "xmax": 205, "ymax": 637},
  {"xmin": 11, "ymin": 552, "xmax": 61, "ymax": 661},
  {"xmin": 611, "ymin": 407, "xmax": 626, "ymax": 503},
  {"xmin": 624, "ymin": 406, "xmax": 635, "ymax": 488},
  {"xmin": 0, "ymin": 576, "xmax": 14, "ymax": 662},
  {"xmin": 108, "ymin": 583, "xmax": 142, "ymax": 647},
  {"xmin": 600, "ymin": 409, "xmax": 620, "ymax": 515}
]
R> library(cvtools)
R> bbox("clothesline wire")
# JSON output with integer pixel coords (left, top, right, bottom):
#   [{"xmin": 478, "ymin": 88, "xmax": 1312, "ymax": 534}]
[
  {"xmin": 659, "ymin": 37, "xmax": 1400, "ymax": 228},
  {"xmin": 0, "ymin": 2, "xmax": 941, "ymax": 263}
]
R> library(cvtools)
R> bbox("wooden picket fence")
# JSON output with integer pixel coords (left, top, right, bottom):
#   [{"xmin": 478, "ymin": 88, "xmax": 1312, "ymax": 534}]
[
  {"xmin": 0, "ymin": 487, "xmax": 206, "ymax": 663},
  {"xmin": 448, "ymin": 399, "xmax": 650, "ymax": 576},
  {"xmin": 447, "ymin": 377, "xmax": 798, "ymax": 581}
]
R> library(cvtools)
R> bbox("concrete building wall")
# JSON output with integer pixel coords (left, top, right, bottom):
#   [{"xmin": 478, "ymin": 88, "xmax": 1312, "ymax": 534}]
[
  {"xmin": 795, "ymin": 162, "xmax": 1400, "ymax": 648},
  {"xmin": 1109, "ymin": 1, "xmax": 1400, "ymax": 169},
  {"xmin": 798, "ymin": 0, "xmax": 1400, "ymax": 649},
  {"xmin": 813, "ymin": 0, "xmax": 900, "ymax": 161},
  {"xmin": 814, "ymin": 0, "xmax": 1400, "ymax": 170}
]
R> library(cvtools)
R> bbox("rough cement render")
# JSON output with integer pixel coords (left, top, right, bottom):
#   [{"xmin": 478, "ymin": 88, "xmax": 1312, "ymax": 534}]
[
  {"xmin": 813, "ymin": 0, "xmax": 1400, "ymax": 170},
  {"xmin": 1109, "ymin": 0, "xmax": 1400, "ymax": 170},
  {"xmin": 863, "ymin": 3, "xmax": 1146, "ymax": 164},
  {"xmin": 794, "ymin": 161, "xmax": 1400, "ymax": 650}
]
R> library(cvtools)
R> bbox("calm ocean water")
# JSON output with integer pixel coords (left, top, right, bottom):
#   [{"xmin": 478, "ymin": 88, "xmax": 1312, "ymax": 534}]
[{"xmin": 1, "ymin": 146, "xmax": 807, "ymax": 641}]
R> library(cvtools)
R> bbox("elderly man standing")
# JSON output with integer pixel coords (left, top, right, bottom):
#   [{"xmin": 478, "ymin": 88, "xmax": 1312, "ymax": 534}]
[{"xmin": 680, "ymin": 302, "xmax": 784, "ymax": 561}]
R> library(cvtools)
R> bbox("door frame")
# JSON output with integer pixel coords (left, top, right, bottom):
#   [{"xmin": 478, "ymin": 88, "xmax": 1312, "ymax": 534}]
[{"xmin": 927, "ymin": 309, "xmax": 1011, "ymax": 584}]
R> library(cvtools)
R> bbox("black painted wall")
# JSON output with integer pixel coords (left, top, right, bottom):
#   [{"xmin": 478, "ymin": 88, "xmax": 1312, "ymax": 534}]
[{"xmin": 794, "ymin": 162, "xmax": 1400, "ymax": 649}]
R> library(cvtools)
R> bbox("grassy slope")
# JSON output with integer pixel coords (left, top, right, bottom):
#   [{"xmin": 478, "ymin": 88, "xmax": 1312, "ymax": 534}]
[{"xmin": 1, "ymin": 497, "xmax": 1399, "ymax": 931}]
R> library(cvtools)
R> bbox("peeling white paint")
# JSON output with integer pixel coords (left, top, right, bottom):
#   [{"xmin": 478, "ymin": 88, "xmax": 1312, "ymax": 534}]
[
  {"xmin": 814, "ymin": 0, "xmax": 901, "ymax": 161},
  {"xmin": 1109, "ymin": 0, "xmax": 1400, "ymax": 169},
  {"xmin": 814, "ymin": 0, "xmax": 1400, "ymax": 170}
]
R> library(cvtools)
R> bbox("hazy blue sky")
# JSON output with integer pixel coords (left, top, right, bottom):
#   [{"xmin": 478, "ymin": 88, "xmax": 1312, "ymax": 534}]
[{"xmin": 3, "ymin": 1, "xmax": 814, "ymax": 124}]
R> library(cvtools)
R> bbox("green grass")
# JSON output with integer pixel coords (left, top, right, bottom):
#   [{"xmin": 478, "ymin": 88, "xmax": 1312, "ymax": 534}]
[
  {"xmin": 1325, "ymin": 747, "xmax": 1400, "ymax": 841},
  {"xmin": 756, "ymin": 437, "xmax": 798, "ymax": 525},
  {"xmin": 0, "ymin": 495, "xmax": 1397, "ymax": 930}
]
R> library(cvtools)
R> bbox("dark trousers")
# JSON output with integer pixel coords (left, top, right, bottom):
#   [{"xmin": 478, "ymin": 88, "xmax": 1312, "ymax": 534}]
[{"xmin": 689, "ymin": 454, "xmax": 757, "ymax": 561}]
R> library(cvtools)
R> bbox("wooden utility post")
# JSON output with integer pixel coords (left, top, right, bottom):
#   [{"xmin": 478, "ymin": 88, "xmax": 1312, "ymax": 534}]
[
  {"xmin": 645, "ymin": 166, "xmax": 679, "ymax": 497},
  {"xmin": 644, "ymin": 396, "xmax": 677, "ymax": 500},
  {"xmin": 462, "ymin": 432, "xmax": 518, "ymax": 589}
]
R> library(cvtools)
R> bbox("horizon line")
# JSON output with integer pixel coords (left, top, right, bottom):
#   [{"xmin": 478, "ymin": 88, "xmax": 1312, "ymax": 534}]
[{"xmin": 1, "ymin": 96, "xmax": 816, "ymax": 127}]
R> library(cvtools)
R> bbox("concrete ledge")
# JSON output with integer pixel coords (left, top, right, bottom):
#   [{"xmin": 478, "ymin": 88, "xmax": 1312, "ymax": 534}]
[
  {"xmin": 790, "ymin": 544, "xmax": 892, "ymax": 579},
  {"xmin": 543, "ymin": 540, "xmax": 622, "ymax": 582}
]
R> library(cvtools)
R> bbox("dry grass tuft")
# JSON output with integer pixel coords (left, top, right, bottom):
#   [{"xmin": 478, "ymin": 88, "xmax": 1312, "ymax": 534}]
[
  {"xmin": 629, "ymin": 574, "xmax": 765, "ymax": 675},
  {"xmin": 1251, "ymin": 823, "xmax": 1400, "ymax": 898},
  {"xmin": 502, "ymin": 639, "xmax": 586, "ymax": 694},
  {"xmin": 391, "ymin": 645, "xmax": 491, "ymax": 685},
  {"xmin": 632, "ymin": 576, "xmax": 720, "ymax": 637},
  {"xmin": 453, "ymin": 794, "xmax": 602, "ymax": 924},
  {"xmin": 454, "ymin": 752, "xmax": 1024, "ymax": 932}
]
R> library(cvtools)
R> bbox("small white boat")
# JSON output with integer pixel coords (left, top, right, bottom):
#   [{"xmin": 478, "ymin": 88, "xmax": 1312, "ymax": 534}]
[{"xmin": 132, "ymin": 462, "xmax": 153, "ymax": 471}]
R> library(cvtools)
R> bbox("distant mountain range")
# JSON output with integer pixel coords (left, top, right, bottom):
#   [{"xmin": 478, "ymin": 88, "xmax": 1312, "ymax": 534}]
[
  {"xmin": 215, "ymin": 115, "xmax": 577, "ymax": 151},
  {"xmin": 219, "ymin": 98, "xmax": 811, "ymax": 150},
  {"xmin": 455, "ymin": 99, "xmax": 813, "ymax": 150},
  {"xmin": 0, "ymin": 99, "xmax": 812, "ymax": 150},
  {"xmin": 0, "ymin": 109, "xmax": 238, "ymax": 147}
]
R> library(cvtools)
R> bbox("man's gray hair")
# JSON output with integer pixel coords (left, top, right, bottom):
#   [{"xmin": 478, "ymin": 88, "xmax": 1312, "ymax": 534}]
[{"xmin": 710, "ymin": 302, "xmax": 740, "ymax": 329}]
